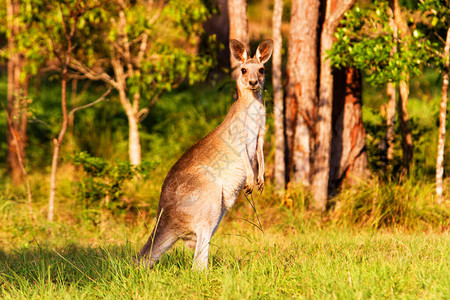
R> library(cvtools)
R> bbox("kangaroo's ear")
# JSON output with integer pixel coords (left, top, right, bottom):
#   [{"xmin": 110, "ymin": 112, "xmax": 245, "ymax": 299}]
[
  {"xmin": 256, "ymin": 40, "xmax": 273, "ymax": 64},
  {"xmin": 230, "ymin": 39, "xmax": 248, "ymax": 64}
]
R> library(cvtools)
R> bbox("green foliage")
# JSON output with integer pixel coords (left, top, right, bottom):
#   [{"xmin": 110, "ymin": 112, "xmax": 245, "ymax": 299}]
[
  {"xmin": 68, "ymin": 151, "xmax": 157, "ymax": 212},
  {"xmin": 330, "ymin": 0, "xmax": 450, "ymax": 83},
  {"xmin": 416, "ymin": 0, "xmax": 450, "ymax": 71},
  {"xmin": 329, "ymin": 1, "xmax": 428, "ymax": 85},
  {"xmin": 141, "ymin": 81, "xmax": 234, "ymax": 164}
]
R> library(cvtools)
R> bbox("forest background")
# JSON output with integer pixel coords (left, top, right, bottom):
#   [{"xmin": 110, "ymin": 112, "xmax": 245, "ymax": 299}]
[{"xmin": 0, "ymin": 0, "xmax": 449, "ymax": 298}]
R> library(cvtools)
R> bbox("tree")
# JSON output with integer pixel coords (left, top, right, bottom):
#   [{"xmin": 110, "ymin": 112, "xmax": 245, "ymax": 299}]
[
  {"xmin": 329, "ymin": 0, "xmax": 426, "ymax": 174},
  {"xmin": 329, "ymin": 68, "xmax": 369, "ymax": 192},
  {"xmin": 4, "ymin": 0, "xmax": 29, "ymax": 185},
  {"xmin": 272, "ymin": 0, "xmax": 285, "ymax": 189},
  {"xmin": 311, "ymin": 0, "xmax": 356, "ymax": 211},
  {"xmin": 44, "ymin": 0, "xmax": 111, "ymax": 221},
  {"xmin": 416, "ymin": 0, "xmax": 450, "ymax": 202},
  {"xmin": 228, "ymin": 0, "xmax": 249, "ymax": 79},
  {"xmin": 33, "ymin": 0, "xmax": 213, "ymax": 220},
  {"xmin": 62, "ymin": 0, "xmax": 213, "ymax": 166},
  {"xmin": 390, "ymin": 0, "xmax": 413, "ymax": 169},
  {"xmin": 285, "ymin": 0, "xmax": 320, "ymax": 187},
  {"xmin": 436, "ymin": 26, "xmax": 450, "ymax": 203},
  {"xmin": 385, "ymin": 6, "xmax": 398, "ymax": 169}
]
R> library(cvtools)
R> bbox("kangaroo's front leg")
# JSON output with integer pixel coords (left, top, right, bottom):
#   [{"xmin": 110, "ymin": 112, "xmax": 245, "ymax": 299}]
[
  {"xmin": 256, "ymin": 126, "xmax": 265, "ymax": 193},
  {"xmin": 242, "ymin": 147, "xmax": 255, "ymax": 194}
]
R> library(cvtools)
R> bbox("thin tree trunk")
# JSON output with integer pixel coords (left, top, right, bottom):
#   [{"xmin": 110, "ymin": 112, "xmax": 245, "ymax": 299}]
[
  {"xmin": 384, "ymin": 5, "xmax": 398, "ymax": 170},
  {"xmin": 228, "ymin": 0, "xmax": 249, "ymax": 80},
  {"xmin": 272, "ymin": 0, "xmax": 285, "ymax": 189},
  {"xmin": 6, "ymin": 0, "xmax": 28, "ymax": 185},
  {"xmin": 49, "ymin": 4, "xmax": 77, "ymax": 221},
  {"xmin": 311, "ymin": 0, "xmax": 355, "ymax": 211},
  {"xmin": 398, "ymin": 78, "xmax": 413, "ymax": 168},
  {"xmin": 391, "ymin": 0, "xmax": 413, "ymax": 169},
  {"xmin": 4, "ymin": 104, "xmax": 35, "ymax": 224},
  {"xmin": 111, "ymin": 48, "xmax": 142, "ymax": 165},
  {"xmin": 128, "ymin": 110, "xmax": 141, "ymax": 165},
  {"xmin": 116, "ymin": 1, "xmax": 141, "ymax": 165},
  {"xmin": 48, "ymin": 65, "xmax": 69, "ymax": 222},
  {"xmin": 436, "ymin": 26, "xmax": 450, "ymax": 203},
  {"xmin": 385, "ymin": 82, "xmax": 396, "ymax": 168},
  {"xmin": 329, "ymin": 68, "xmax": 368, "ymax": 193},
  {"xmin": 286, "ymin": 0, "xmax": 320, "ymax": 187}
]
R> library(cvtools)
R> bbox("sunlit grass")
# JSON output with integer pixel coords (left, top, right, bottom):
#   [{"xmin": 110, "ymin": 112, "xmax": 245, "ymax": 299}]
[
  {"xmin": 1, "ymin": 224, "xmax": 449, "ymax": 299},
  {"xmin": 0, "ymin": 172, "xmax": 449, "ymax": 298}
]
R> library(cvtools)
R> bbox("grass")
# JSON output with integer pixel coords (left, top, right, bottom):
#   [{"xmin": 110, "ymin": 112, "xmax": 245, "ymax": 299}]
[
  {"xmin": 1, "ymin": 222, "xmax": 449, "ymax": 299},
  {"xmin": 0, "ymin": 173, "xmax": 449, "ymax": 299}
]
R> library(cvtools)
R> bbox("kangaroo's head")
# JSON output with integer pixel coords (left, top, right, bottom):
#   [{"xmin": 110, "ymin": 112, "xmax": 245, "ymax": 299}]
[{"xmin": 230, "ymin": 39, "xmax": 273, "ymax": 93}]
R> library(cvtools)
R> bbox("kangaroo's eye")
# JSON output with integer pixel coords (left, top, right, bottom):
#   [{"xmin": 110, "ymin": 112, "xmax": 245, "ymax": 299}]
[
  {"xmin": 241, "ymin": 68, "xmax": 247, "ymax": 74},
  {"xmin": 259, "ymin": 68, "xmax": 264, "ymax": 74}
]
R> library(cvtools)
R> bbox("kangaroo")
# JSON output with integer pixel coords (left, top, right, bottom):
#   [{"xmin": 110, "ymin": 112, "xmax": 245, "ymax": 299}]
[{"xmin": 136, "ymin": 39, "xmax": 273, "ymax": 270}]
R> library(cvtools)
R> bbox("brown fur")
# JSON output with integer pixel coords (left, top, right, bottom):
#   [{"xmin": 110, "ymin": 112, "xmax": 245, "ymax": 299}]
[{"xmin": 136, "ymin": 39, "xmax": 273, "ymax": 270}]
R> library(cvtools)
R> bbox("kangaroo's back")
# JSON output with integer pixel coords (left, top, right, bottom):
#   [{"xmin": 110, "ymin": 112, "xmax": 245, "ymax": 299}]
[{"xmin": 136, "ymin": 39, "xmax": 273, "ymax": 270}]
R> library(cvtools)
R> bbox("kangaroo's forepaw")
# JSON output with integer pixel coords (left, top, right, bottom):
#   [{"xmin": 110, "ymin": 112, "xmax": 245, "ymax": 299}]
[
  {"xmin": 244, "ymin": 183, "xmax": 253, "ymax": 194},
  {"xmin": 244, "ymin": 174, "xmax": 254, "ymax": 194},
  {"xmin": 257, "ymin": 178, "xmax": 264, "ymax": 193}
]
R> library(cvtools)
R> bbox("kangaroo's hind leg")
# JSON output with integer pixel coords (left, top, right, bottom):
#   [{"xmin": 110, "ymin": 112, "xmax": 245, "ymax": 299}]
[
  {"xmin": 190, "ymin": 185, "xmax": 224, "ymax": 270},
  {"xmin": 192, "ymin": 228, "xmax": 213, "ymax": 270},
  {"xmin": 137, "ymin": 221, "xmax": 178, "ymax": 268}
]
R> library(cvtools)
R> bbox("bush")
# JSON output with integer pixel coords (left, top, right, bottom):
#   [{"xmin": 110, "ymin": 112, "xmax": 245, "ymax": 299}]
[
  {"xmin": 331, "ymin": 177, "xmax": 450, "ymax": 230},
  {"xmin": 69, "ymin": 151, "xmax": 157, "ymax": 212}
]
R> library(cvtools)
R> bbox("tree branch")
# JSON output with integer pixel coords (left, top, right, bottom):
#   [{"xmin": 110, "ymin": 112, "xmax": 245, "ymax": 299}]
[
  {"xmin": 69, "ymin": 57, "xmax": 120, "ymax": 89},
  {"xmin": 68, "ymin": 87, "xmax": 112, "ymax": 120}
]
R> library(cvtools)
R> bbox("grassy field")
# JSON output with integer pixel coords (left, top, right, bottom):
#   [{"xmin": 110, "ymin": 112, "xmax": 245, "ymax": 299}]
[
  {"xmin": 1, "ymin": 185, "xmax": 449, "ymax": 299},
  {"xmin": 1, "ymin": 222, "xmax": 449, "ymax": 298}
]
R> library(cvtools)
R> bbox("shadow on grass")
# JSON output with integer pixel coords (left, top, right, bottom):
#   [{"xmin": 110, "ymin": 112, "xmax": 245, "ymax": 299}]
[{"xmin": 0, "ymin": 243, "xmax": 197, "ymax": 289}]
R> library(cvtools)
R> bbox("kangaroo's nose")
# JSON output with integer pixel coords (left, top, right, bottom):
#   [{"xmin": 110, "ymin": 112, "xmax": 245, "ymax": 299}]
[{"xmin": 249, "ymin": 80, "xmax": 258, "ymax": 86}]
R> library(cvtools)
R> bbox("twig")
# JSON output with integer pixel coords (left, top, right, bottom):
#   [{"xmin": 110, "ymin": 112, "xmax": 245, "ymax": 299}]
[
  {"xmin": 68, "ymin": 87, "xmax": 112, "ymax": 120},
  {"xmin": 69, "ymin": 57, "xmax": 119, "ymax": 89},
  {"xmin": 2, "ymin": 104, "xmax": 36, "ymax": 226},
  {"xmin": 243, "ymin": 192, "xmax": 264, "ymax": 234}
]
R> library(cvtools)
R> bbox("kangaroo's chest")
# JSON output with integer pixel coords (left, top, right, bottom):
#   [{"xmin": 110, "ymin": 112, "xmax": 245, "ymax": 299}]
[
  {"xmin": 244, "ymin": 104, "xmax": 265, "ymax": 160},
  {"xmin": 225, "ymin": 103, "xmax": 265, "ymax": 160}
]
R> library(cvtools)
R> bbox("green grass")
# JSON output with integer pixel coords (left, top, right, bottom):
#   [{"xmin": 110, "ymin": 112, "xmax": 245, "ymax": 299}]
[
  {"xmin": 1, "ymin": 175, "xmax": 449, "ymax": 299},
  {"xmin": 1, "ymin": 223, "xmax": 449, "ymax": 299}
]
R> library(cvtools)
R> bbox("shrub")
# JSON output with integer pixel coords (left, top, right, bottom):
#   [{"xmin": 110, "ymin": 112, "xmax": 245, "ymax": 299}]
[{"xmin": 69, "ymin": 151, "xmax": 157, "ymax": 212}]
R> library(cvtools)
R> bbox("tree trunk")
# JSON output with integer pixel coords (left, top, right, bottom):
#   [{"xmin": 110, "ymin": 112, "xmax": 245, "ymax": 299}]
[
  {"xmin": 228, "ymin": 0, "xmax": 249, "ymax": 80},
  {"xmin": 385, "ymin": 82, "xmax": 396, "ymax": 169},
  {"xmin": 48, "ymin": 65, "xmax": 70, "ymax": 222},
  {"xmin": 398, "ymin": 78, "xmax": 413, "ymax": 168},
  {"xmin": 204, "ymin": 0, "xmax": 230, "ymax": 69},
  {"xmin": 436, "ymin": 26, "xmax": 450, "ymax": 203},
  {"xmin": 311, "ymin": 0, "xmax": 355, "ymax": 211},
  {"xmin": 6, "ymin": 0, "xmax": 28, "ymax": 185},
  {"xmin": 48, "ymin": 5, "xmax": 78, "ymax": 221},
  {"xmin": 272, "ymin": 0, "xmax": 285, "ymax": 189},
  {"xmin": 383, "ymin": 4, "xmax": 398, "ymax": 171},
  {"xmin": 390, "ymin": 0, "xmax": 413, "ymax": 170},
  {"xmin": 128, "ymin": 110, "xmax": 142, "ymax": 165},
  {"xmin": 329, "ymin": 68, "xmax": 368, "ymax": 193},
  {"xmin": 285, "ymin": 0, "xmax": 320, "ymax": 187}
]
